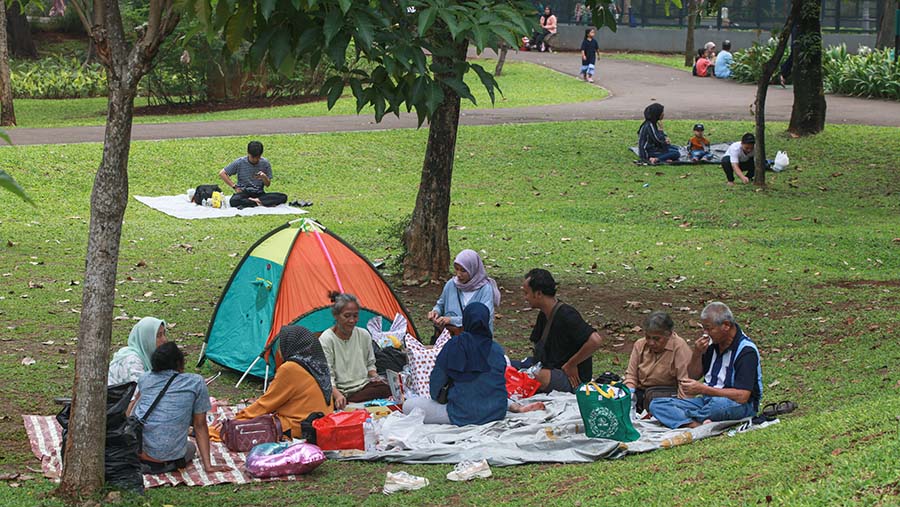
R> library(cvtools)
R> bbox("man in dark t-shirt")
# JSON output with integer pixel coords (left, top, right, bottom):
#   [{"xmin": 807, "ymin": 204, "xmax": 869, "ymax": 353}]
[
  {"xmin": 218, "ymin": 140, "xmax": 288, "ymax": 208},
  {"xmin": 519, "ymin": 269, "xmax": 605, "ymax": 393},
  {"xmin": 650, "ymin": 301, "xmax": 762, "ymax": 429}
]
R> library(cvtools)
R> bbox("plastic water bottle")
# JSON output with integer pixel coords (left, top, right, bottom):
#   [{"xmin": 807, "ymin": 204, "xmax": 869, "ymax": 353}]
[
  {"xmin": 363, "ymin": 418, "xmax": 377, "ymax": 452},
  {"xmin": 187, "ymin": 188, "xmax": 195, "ymax": 201}
]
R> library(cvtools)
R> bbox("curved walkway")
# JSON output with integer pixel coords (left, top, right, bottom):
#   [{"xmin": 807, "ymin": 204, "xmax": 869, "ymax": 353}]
[{"xmin": 7, "ymin": 51, "xmax": 900, "ymax": 146}]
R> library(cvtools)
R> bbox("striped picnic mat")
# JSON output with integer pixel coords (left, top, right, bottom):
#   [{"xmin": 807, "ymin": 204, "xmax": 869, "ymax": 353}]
[{"xmin": 23, "ymin": 405, "xmax": 305, "ymax": 488}]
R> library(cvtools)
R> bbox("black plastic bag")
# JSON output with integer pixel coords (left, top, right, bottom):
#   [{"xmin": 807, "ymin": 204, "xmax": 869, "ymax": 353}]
[
  {"xmin": 374, "ymin": 345, "xmax": 407, "ymax": 377},
  {"xmin": 57, "ymin": 382, "xmax": 144, "ymax": 493}
]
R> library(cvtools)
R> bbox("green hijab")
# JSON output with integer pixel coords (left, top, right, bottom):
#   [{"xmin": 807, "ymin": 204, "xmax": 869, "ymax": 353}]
[{"xmin": 111, "ymin": 317, "xmax": 165, "ymax": 371}]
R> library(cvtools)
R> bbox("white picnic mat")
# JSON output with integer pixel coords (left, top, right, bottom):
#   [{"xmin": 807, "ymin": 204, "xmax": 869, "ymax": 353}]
[
  {"xmin": 134, "ymin": 195, "xmax": 307, "ymax": 220},
  {"xmin": 331, "ymin": 392, "xmax": 762, "ymax": 466}
]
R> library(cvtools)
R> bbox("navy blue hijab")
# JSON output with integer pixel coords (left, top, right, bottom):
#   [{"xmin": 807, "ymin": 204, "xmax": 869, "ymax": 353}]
[{"xmin": 435, "ymin": 302, "xmax": 494, "ymax": 382}]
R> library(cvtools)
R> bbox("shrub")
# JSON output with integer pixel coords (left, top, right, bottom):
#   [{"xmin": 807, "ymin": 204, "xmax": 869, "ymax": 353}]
[
  {"xmin": 10, "ymin": 56, "xmax": 107, "ymax": 99},
  {"xmin": 731, "ymin": 40, "xmax": 900, "ymax": 101}
]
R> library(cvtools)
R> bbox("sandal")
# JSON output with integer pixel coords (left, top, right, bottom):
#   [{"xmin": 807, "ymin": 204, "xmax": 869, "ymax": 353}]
[
  {"xmin": 761, "ymin": 402, "xmax": 778, "ymax": 419},
  {"xmin": 776, "ymin": 400, "xmax": 798, "ymax": 415}
]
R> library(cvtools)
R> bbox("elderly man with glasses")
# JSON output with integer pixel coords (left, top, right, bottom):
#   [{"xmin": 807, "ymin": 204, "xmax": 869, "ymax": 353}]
[{"xmin": 649, "ymin": 302, "xmax": 763, "ymax": 429}]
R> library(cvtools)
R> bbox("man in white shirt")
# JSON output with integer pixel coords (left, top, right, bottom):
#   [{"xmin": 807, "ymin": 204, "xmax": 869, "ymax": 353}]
[{"xmin": 721, "ymin": 133, "xmax": 767, "ymax": 185}]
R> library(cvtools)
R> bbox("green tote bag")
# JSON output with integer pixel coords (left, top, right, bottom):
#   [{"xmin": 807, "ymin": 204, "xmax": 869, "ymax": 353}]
[{"xmin": 576, "ymin": 381, "xmax": 640, "ymax": 442}]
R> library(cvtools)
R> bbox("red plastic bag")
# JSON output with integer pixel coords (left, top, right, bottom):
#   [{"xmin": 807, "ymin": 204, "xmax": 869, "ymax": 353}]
[
  {"xmin": 505, "ymin": 366, "xmax": 541, "ymax": 400},
  {"xmin": 312, "ymin": 410, "xmax": 368, "ymax": 451}
]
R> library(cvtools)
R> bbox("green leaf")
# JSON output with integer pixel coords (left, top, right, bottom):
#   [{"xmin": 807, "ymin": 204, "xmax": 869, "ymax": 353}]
[
  {"xmin": 323, "ymin": 8, "xmax": 343, "ymax": 46},
  {"xmin": 260, "ymin": 0, "xmax": 277, "ymax": 20},
  {"xmin": 224, "ymin": 5, "xmax": 250, "ymax": 52},
  {"xmin": 438, "ymin": 11, "xmax": 463, "ymax": 40},
  {"xmin": 338, "ymin": 0, "xmax": 352, "ymax": 14},
  {"xmin": 326, "ymin": 78, "xmax": 345, "ymax": 109},
  {"xmin": 442, "ymin": 76, "xmax": 474, "ymax": 103},
  {"xmin": 470, "ymin": 63, "xmax": 501, "ymax": 104},
  {"xmin": 352, "ymin": 11, "xmax": 375, "ymax": 50},
  {"xmin": 269, "ymin": 29, "xmax": 291, "ymax": 69},
  {"xmin": 0, "ymin": 170, "xmax": 35, "ymax": 206},
  {"xmin": 418, "ymin": 7, "xmax": 438, "ymax": 37},
  {"xmin": 327, "ymin": 32, "xmax": 351, "ymax": 68},
  {"xmin": 348, "ymin": 77, "xmax": 367, "ymax": 113},
  {"xmin": 424, "ymin": 81, "xmax": 444, "ymax": 114}
]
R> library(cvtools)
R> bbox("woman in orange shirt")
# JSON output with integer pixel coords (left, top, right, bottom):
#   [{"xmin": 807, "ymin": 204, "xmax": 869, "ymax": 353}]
[{"xmin": 234, "ymin": 326, "xmax": 334, "ymax": 437}]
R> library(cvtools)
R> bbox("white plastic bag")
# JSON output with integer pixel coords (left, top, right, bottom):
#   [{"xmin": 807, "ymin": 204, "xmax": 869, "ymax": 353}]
[
  {"xmin": 367, "ymin": 313, "xmax": 408, "ymax": 349},
  {"xmin": 773, "ymin": 151, "xmax": 789, "ymax": 172}
]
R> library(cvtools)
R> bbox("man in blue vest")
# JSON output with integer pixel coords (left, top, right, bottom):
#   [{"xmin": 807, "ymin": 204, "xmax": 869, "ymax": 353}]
[{"xmin": 650, "ymin": 301, "xmax": 762, "ymax": 429}]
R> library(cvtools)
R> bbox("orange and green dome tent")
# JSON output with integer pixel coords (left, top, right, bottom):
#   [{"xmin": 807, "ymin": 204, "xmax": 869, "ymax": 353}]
[{"xmin": 198, "ymin": 218, "xmax": 418, "ymax": 382}]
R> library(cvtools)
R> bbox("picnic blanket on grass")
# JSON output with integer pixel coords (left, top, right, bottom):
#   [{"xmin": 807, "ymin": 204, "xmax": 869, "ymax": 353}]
[
  {"xmin": 23, "ymin": 405, "xmax": 313, "ymax": 488},
  {"xmin": 629, "ymin": 142, "xmax": 733, "ymax": 165},
  {"xmin": 330, "ymin": 392, "xmax": 760, "ymax": 466},
  {"xmin": 134, "ymin": 195, "xmax": 307, "ymax": 220}
]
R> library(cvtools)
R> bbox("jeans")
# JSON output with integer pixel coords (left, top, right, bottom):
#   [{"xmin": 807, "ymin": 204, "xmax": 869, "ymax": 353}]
[
  {"xmin": 580, "ymin": 63, "xmax": 595, "ymax": 76},
  {"xmin": 690, "ymin": 149, "xmax": 712, "ymax": 161},
  {"xmin": 649, "ymin": 395, "xmax": 756, "ymax": 429},
  {"xmin": 649, "ymin": 145, "xmax": 681, "ymax": 163}
]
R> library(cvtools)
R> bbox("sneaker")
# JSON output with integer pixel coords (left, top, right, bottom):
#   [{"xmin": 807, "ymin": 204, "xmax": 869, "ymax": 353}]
[
  {"xmin": 588, "ymin": 77, "xmax": 594, "ymax": 83},
  {"xmin": 446, "ymin": 459, "xmax": 492, "ymax": 481},
  {"xmin": 383, "ymin": 471, "xmax": 429, "ymax": 494}
]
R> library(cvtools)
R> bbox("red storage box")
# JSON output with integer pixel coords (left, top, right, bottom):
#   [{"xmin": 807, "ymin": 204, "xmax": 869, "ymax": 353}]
[{"xmin": 312, "ymin": 409, "xmax": 368, "ymax": 451}]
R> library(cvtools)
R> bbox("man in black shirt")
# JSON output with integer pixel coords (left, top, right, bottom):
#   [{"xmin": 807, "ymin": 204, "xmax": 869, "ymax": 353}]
[{"xmin": 520, "ymin": 269, "xmax": 605, "ymax": 393}]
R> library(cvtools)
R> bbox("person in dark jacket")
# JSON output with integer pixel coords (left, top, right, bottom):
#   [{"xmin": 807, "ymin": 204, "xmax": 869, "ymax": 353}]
[{"xmin": 638, "ymin": 103, "xmax": 680, "ymax": 164}]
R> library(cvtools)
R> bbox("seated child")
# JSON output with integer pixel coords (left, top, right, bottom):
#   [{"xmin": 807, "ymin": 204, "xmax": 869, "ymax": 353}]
[
  {"xmin": 688, "ymin": 124, "xmax": 712, "ymax": 162},
  {"xmin": 693, "ymin": 49, "xmax": 712, "ymax": 77}
]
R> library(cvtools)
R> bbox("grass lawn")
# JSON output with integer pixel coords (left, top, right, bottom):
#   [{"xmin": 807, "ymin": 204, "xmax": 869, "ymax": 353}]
[
  {"xmin": 1, "ymin": 121, "xmax": 899, "ymax": 506},
  {"xmin": 602, "ymin": 51, "xmax": 690, "ymax": 71},
  {"xmin": 8, "ymin": 59, "xmax": 607, "ymax": 129}
]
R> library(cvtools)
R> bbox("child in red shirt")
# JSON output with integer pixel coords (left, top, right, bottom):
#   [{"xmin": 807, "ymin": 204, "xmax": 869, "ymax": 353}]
[{"xmin": 694, "ymin": 49, "xmax": 712, "ymax": 77}]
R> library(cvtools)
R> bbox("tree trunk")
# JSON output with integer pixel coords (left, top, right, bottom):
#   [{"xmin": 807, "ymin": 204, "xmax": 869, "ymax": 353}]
[
  {"xmin": 0, "ymin": 0, "xmax": 16, "ymax": 126},
  {"xmin": 788, "ymin": 0, "xmax": 826, "ymax": 136},
  {"xmin": 875, "ymin": 1, "xmax": 896, "ymax": 49},
  {"xmin": 56, "ymin": 0, "xmax": 180, "ymax": 500},
  {"xmin": 754, "ymin": 6, "xmax": 795, "ymax": 187},
  {"xmin": 6, "ymin": 1, "xmax": 37, "ymax": 59},
  {"xmin": 684, "ymin": 0, "xmax": 697, "ymax": 67},
  {"xmin": 494, "ymin": 43, "xmax": 509, "ymax": 76},
  {"xmin": 403, "ymin": 41, "xmax": 468, "ymax": 281}
]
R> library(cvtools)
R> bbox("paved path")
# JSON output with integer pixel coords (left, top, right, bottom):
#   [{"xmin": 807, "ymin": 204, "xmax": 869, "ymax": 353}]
[{"xmin": 7, "ymin": 51, "xmax": 899, "ymax": 146}]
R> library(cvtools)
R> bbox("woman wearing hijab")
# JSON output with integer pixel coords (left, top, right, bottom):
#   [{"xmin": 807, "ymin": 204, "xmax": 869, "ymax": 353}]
[
  {"xmin": 108, "ymin": 317, "xmax": 168, "ymax": 385},
  {"xmin": 404, "ymin": 303, "xmax": 508, "ymax": 425},
  {"xmin": 638, "ymin": 103, "xmax": 680, "ymax": 164},
  {"xmin": 233, "ymin": 325, "xmax": 334, "ymax": 437},
  {"xmin": 427, "ymin": 249, "xmax": 501, "ymax": 336}
]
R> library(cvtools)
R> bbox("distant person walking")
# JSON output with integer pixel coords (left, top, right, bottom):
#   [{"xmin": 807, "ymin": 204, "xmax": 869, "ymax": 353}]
[{"xmin": 580, "ymin": 29, "xmax": 600, "ymax": 83}]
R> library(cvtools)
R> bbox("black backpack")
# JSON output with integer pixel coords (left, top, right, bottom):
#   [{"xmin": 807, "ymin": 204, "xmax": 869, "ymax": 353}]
[{"xmin": 192, "ymin": 184, "xmax": 222, "ymax": 205}]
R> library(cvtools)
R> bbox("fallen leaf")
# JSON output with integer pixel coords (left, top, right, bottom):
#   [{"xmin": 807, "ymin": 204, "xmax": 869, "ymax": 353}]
[
  {"xmin": 28, "ymin": 281, "xmax": 44, "ymax": 289},
  {"xmin": 135, "ymin": 260, "xmax": 147, "ymax": 267},
  {"xmin": 21, "ymin": 357, "xmax": 36, "ymax": 366},
  {"xmin": 789, "ymin": 217, "xmax": 803, "ymax": 221},
  {"xmin": 768, "ymin": 380, "xmax": 780, "ymax": 388},
  {"xmin": 6, "ymin": 240, "xmax": 14, "ymax": 247}
]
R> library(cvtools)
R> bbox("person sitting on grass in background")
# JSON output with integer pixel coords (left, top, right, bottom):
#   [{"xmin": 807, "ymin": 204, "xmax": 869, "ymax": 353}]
[
  {"xmin": 108, "ymin": 317, "xmax": 167, "ymax": 386},
  {"xmin": 231, "ymin": 325, "xmax": 334, "ymax": 438},
  {"xmin": 428, "ymin": 249, "xmax": 501, "ymax": 339},
  {"xmin": 320, "ymin": 292, "xmax": 392, "ymax": 410},
  {"xmin": 512, "ymin": 269, "xmax": 605, "ymax": 393},
  {"xmin": 714, "ymin": 40, "xmax": 734, "ymax": 79},
  {"xmin": 403, "ymin": 303, "xmax": 544, "ymax": 425},
  {"xmin": 693, "ymin": 48, "xmax": 712, "ymax": 77},
  {"xmin": 624, "ymin": 311, "xmax": 692, "ymax": 414},
  {"xmin": 638, "ymin": 103, "xmax": 680, "ymax": 164},
  {"xmin": 129, "ymin": 343, "xmax": 229, "ymax": 474},
  {"xmin": 580, "ymin": 28, "xmax": 600, "ymax": 83},
  {"xmin": 704, "ymin": 41, "xmax": 717, "ymax": 69},
  {"xmin": 539, "ymin": 6, "xmax": 558, "ymax": 52},
  {"xmin": 218, "ymin": 140, "xmax": 288, "ymax": 209},
  {"xmin": 688, "ymin": 123, "xmax": 712, "ymax": 162},
  {"xmin": 721, "ymin": 133, "xmax": 767, "ymax": 185},
  {"xmin": 649, "ymin": 302, "xmax": 762, "ymax": 429}
]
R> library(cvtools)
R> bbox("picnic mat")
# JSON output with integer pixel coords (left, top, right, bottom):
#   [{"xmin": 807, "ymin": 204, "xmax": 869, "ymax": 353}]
[
  {"xmin": 629, "ymin": 142, "xmax": 733, "ymax": 165},
  {"xmin": 23, "ymin": 405, "xmax": 311, "ymax": 488},
  {"xmin": 330, "ymin": 392, "xmax": 764, "ymax": 466},
  {"xmin": 134, "ymin": 195, "xmax": 308, "ymax": 220}
]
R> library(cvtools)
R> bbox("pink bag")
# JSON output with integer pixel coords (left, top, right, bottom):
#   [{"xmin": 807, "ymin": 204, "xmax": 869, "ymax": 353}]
[
  {"xmin": 405, "ymin": 330, "xmax": 452, "ymax": 396},
  {"xmin": 245, "ymin": 442, "xmax": 325, "ymax": 478}
]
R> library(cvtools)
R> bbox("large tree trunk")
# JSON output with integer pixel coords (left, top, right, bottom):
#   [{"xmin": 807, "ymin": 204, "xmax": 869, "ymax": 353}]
[
  {"xmin": 684, "ymin": 0, "xmax": 698, "ymax": 67},
  {"xmin": 875, "ymin": 1, "xmax": 896, "ymax": 49},
  {"xmin": 0, "ymin": 0, "xmax": 16, "ymax": 126},
  {"xmin": 56, "ymin": 0, "xmax": 180, "ymax": 500},
  {"xmin": 403, "ymin": 41, "xmax": 468, "ymax": 280},
  {"xmin": 753, "ymin": 11, "xmax": 794, "ymax": 187},
  {"xmin": 6, "ymin": 1, "xmax": 37, "ymax": 59},
  {"xmin": 57, "ymin": 84, "xmax": 135, "ymax": 499},
  {"xmin": 494, "ymin": 43, "xmax": 509, "ymax": 76},
  {"xmin": 788, "ymin": 0, "xmax": 826, "ymax": 136}
]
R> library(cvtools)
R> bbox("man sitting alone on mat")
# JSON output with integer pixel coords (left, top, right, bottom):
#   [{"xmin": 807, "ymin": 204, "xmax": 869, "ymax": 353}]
[
  {"xmin": 218, "ymin": 140, "xmax": 288, "ymax": 208},
  {"xmin": 650, "ymin": 302, "xmax": 762, "ymax": 429},
  {"xmin": 512, "ymin": 269, "xmax": 605, "ymax": 393}
]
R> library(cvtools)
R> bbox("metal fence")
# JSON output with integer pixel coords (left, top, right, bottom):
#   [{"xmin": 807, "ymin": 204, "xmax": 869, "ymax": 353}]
[{"xmin": 543, "ymin": 0, "xmax": 886, "ymax": 32}]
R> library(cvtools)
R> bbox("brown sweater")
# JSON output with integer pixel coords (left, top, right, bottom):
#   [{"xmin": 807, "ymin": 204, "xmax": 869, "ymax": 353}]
[
  {"xmin": 625, "ymin": 333, "xmax": 692, "ymax": 398},
  {"xmin": 236, "ymin": 361, "xmax": 333, "ymax": 436}
]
